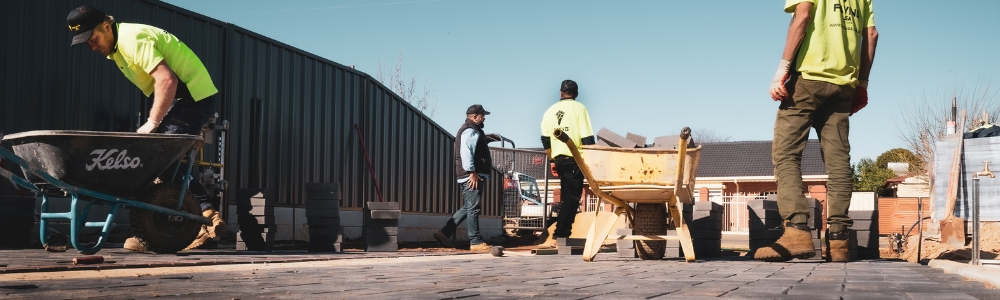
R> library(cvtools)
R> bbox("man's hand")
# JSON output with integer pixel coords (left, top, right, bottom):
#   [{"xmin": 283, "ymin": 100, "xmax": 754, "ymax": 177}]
[
  {"xmin": 466, "ymin": 172, "xmax": 481, "ymax": 190},
  {"xmin": 137, "ymin": 118, "xmax": 161, "ymax": 133},
  {"xmin": 550, "ymin": 162, "xmax": 558, "ymax": 177},
  {"xmin": 850, "ymin": 80, "xmax": 869, "ymax": 116},
  {"xmin": 770, "ymin": 59, "xmax": 792, "ymax": 101}
]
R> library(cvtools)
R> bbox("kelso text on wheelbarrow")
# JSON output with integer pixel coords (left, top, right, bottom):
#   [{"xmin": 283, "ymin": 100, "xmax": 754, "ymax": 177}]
[{"xmin": 85, "ymin": 149, "xmax": 142, "ymax": 171}]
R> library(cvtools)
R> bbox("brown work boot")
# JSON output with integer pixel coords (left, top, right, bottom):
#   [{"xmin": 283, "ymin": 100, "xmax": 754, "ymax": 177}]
[
  {"xmin": 469, "ymin": 243, "xmax": 491, "ymax": 252},
  {"xmin": 433, "ymin": 231, "xmax": 455, "ymax": 248},
  {"xmin": 184, "ymin": 227, "xmax": 211, "ymax": 250},
  {"xmin": 124, "ymin": 237, "xmax": 147, "ymax": 252},
  {"xmin": 826, "ymin": 231, "xmax": 850, "ymax": 262},
  {"xmin": 203, "ymin": 208, "xmax": 228, "ymax": 238},
  {"xmin": 754, "ymin": 221, "xmax": 816, "ymax": 262}
]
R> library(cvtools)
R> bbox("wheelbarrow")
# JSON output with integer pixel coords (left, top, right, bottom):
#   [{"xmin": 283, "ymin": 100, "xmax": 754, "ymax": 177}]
[
  {"xmin": 0, "ymin": 130, "xmax": 212, "ymax": 254},
  {"xmin": 553, "ymin": 127, "xmax": 700, "ymax": 262}
]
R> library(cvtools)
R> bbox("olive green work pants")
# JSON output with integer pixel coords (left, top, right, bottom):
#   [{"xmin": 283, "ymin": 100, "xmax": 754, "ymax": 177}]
[{"xmin": 772, "ymin": 75, "xmax": 854, "ymax": 233}]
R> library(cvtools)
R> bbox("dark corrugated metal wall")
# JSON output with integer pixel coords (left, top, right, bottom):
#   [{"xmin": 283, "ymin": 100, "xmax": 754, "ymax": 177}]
[{"xmin": 1, "ymin": 0, "xmax": 501, "ymax": 216}]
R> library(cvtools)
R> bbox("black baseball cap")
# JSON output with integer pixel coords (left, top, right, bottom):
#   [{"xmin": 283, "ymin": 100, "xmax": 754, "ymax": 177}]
[
  {"xmin": 67, "ymin": 5, "xmax": 107, "ymax": 46},
  {"xmin": 466, "ymin": 104, "xmax": 490, "ymax": 115}
]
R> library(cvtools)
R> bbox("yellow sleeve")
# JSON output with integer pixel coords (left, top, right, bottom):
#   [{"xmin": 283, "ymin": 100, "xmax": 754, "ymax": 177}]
[
  {"xmin": 865, "ymin": 0, "xmax": 876, "ymax": 28},
  {"xmin": 540, "ymin": 107, "xmax": 554, "ymax": 138},
  {"xmin": 784, "ymin": 0, "xmax": 813, "ymax": 13},
  {"xmin": 578, "ymin": 105, "xmax": 594, "ymax": 139},
  {"xmin": 130, "ymin": 34, "xmax": 165, "ymax": 74}
]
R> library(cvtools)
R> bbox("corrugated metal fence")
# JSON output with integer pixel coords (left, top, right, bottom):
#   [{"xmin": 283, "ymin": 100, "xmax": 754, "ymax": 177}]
[{"xmin": 1, "ymin": 0, "xmax": 501, "ymax": 216}]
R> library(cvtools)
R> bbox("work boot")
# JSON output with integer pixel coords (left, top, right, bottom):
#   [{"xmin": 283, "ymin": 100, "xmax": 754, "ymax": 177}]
[
  {"xmin": 826, "ymin": 231, "xmax": 850, "ymax": 262},
  {"xmin": 754, "ymin": 221, "xmax": 816, "ymax": 262},
  {"xmin": 433, "ymin": 231, "xmax": 455, "ymax": 248},
  {"xmin": 201, "ymin": 208, "xmax": 227, "ymax": 238},
  {"xmin": 469, "ymin": 243, "xmax": 491, "ymax": 252},
  {"xmin": 185, "ymin": 226, "xmax": 211, "ymax": 250},
  {"xmin": 124, "ymin": 237, "xmax": 147, "ymax": 252}
]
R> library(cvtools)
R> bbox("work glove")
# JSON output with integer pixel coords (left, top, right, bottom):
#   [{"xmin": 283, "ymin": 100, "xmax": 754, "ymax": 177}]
[
  {"xmin": 769, "ymin": 59, "xmax": 792, "ymax": 101},
  {"xmin": 550, "ymin": 162, "xmax": 558, "ymax": 177},
  {"xmin": 850, "ymin": 80, "xmax": 869, "ymax": 116},
  {"xmin": 136, "ymin": 118, "xmax": 161, "ymax": 134}
]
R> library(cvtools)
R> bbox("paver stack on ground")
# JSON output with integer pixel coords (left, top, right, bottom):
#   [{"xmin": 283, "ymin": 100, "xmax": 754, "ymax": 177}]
[
  {"xmin": 666, "ymin": 202, "xmax": 723, "ymax": 258},
  {"xmin": 553, "ymin": 127, "xmax": 702, "ymax": 262},
  {"xmin": 747, "ymin": 196, "xmax": 822, "ymax": 259},
  {"xmin": 842, "ymin": 209, "xmax": 880, "ymax": 260},
  {"xmin": 236, "ymin": 192, "xmax": 275, "ymax": 251},
  {"xmin": 306, "ymin": 183, "xmax": 343, "ymax": 252},
  {"xmin": 364, "ymin": 201, "xmax": 400, "ymax": 252}
]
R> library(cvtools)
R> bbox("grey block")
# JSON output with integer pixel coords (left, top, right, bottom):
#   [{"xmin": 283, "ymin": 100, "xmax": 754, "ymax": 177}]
[
  {"xmin": 749, "ymin": 220, "xmax": 786, "ymax": 230},
  {"xmin": 365, "ymin": 226, "xmax": 398, "ymax": 236},
  {"xmin": 305, "ymin": 191, "xmax": 341, "ymax": 200},
  {"xmin": 625, "ymin": 132, "xmax": 647, "ymax": 146},
  {"xmin": 748, "ymin": 198, "xmax": 779, "ymax": 211},
  {"xmin": 247, "ymin": 205, "xmax": 274, "ymax": 216},
  {"xmin": 750, "ymin": 228, "xmax": 785, "ymax": 240},
  {"xmin": 651, "ymin": 135, "xmax": 681, "ymax": 149},
  {"xmin": 369, "ymin": 209, "xmax": 401, "ymax": 220},
  {"xmin": 558, "ymin": 246, "xmax": 583, "ymax": 255},
  {"xmin": 616, "ymin": 239, "xmax": 634, "ymax": 250},
  {"xmin": 693, "ymin": 201, "xmax": 723, "ymax": 212},
  {"xmin": 689, "ymin": 210, "xmax": 719, "ymax": 220},
  {"xmin": 689, "ymin": 229, "xmax": 721, "ymax": 239},
  {"xmin": 306, "ymin": 207, "xmax": 340, "ymax": 218},
  {"xmin": 249, "ymin": 215, "xmax": 275, "ymax": 225},
  {"xmin": 309, "ymin": 224, "xmax": 342, "ymax": 235},
  {"xmin": 310, "ymin": 233, "xmax": 344, "ymax": 244},
  {"xmin": 850, "ymin": 220, "xmax": 876, "ymax": 231},
  {"xmin": 855, "ymin": 230, "xmax": 879, "ymax": 249},
  {"xmin": 365, "ymin": 201, "xmax": 400, "ymax": 210},
  {"xmin": 557, "ymin": 237, "xmax": 586, "ymax": 247},
  {"xmin": 367, "ymin": 219, "xmax": 398, "ymax": 227},
  {"xmin": 597, "ymin": 127, "xmax": 637, "ymax": 148},
  {"xmin": 617, "ymin": 245, "xmax": 637, "ymax": 258},
  {"xmin": 307, "ymin": 216, "xmax": 341, "ymax": 226},
  {"xmin": 365, "ymin": 235, "xmax": 398, "ymax": 252},
  {"xmin": 237, "ymin": 231, "xmax": 276, "ymax": 243},
  {"xmin": 848, "ymin": 210, "xmax": 878, "ymax": 220},
  {"xmin": 236, "ymin": 240, "xmax": 274, "ymax": 251},
  {"xmin": 305, "ymin": 182, "xmax": 340, "ymax": 192},
  {"xmin": 665, "ymin": 247, "xmax": 681, "ymax": 258},
  {"xmin": 616, "ymin": 228, "xmax": 632, "ymax": 236},
  {"xmin": 689, "ymin": 218, "xmax": 722, "ymax": 230},
  {"xmin": 305, "ymin": 199, "xmax": 340, "ymax": 209},
  {"xmin": 749, "ymin": 208, "xmax": 783, "ymax": 220}
]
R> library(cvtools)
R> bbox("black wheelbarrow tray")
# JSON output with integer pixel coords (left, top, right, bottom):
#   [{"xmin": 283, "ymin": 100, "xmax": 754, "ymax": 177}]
[{"xmin": 0, "ymin": 130, "xmax": 212, "ymax": 254}]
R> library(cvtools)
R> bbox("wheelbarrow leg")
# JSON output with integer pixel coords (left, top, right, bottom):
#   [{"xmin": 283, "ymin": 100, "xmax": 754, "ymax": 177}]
[
  {"xmin": 583, "ymin": 206, "xmax": 625, "ymax": 262},
  {"xmin": 667, "ymin": 199, "xmax": 696, "ymax": 262}
]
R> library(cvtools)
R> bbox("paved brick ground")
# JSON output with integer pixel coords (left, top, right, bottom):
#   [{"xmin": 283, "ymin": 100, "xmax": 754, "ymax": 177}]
[{"xmin": 1, "ymin": 250, "xmax": 998, "ymax": 299}]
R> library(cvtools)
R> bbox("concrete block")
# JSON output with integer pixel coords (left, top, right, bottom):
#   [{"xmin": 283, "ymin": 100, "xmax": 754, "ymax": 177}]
[
  {"xmin": 689, "ymin": 218, "xmax": 722, "ymax": 230},
  {"xmin": 306, "ymin": 216, "xmax": 340, "ymax": 226},
  {"xmin": 365, "ymin": 235, "xmax": 398, "ymax": 252},
  {"xmin": 652, "ymin": 135, "xmax": 681, "ymax": 149},
  {"xmin": 305, "ymin": 199, "xmax": 340, "ymax": 209},
  {"xmin": 309, "ymin": 233, "xmax": 343, "ymax": 244},
  {"xmin": 557, "ymin": 237, "xmax": 586, "ymax": 247},
  {"xmin": 748, "ymin": 198, "xmax": 779, "ymax": 211},
  {"xmin": 597, "ymin": 127, "xmax": 637, "ymax": 148},
  {"xmin": 617, "ymin": 245, "xmax": 637, "ymax": 258},
  {"xmin": 558, "ymin": 246, "xmax": 583, "ymax": 255},
  {"xmin": 693, "ymin": 201, "xmax": 723, "ymax": 212},
  {"xmin": 305, "ymin": 191, "xmax": 341, "ymax": 200},
  {"xmin": 304, "ymin": 182, "xmax": 340, "ymax": 192},
  {"xmin": 616, "ymin": 239, "xmax": 634, "ymax": 250},
  {"xmin": 365, "ymin": 226, "xmax": 398, "ymax": 236},
  {"xmin": 665, "ymin": 247, "xmax": 681, "ymax": 257},
  {"xmin": 625, "ymin": 132, "xmax": 647, "ymax": 147},
  {"xmin": 848, "ymin": 210, "xmax": 878, "ymax": 221},
  {"xmin": 306, "ymin": 207, "xmax": 339, "ymax": 218},
  {"xmin": 308, "ymin": 242, "xmax": 342, "ymax": 252},
  {"xmin": 749, "ymin": 208, "xmax": 783, "ymax": 220},
  {"xmin": 750, "ymin": 228, "xmax": 785, "ymax": 240},
  {"xmin": 365, "ymin": 201, "xmax": 400, "ymax": 210},
  {"xmin": 689, "ymin": 229, "xmax": 722, "ymax": 239},
  {"xmin": 367, "ymin": 219, "xmax": 398, "ymax": 227},
  {"xmin": 369, "ymin": 210, "xmax": 401, "ymax": 220}
]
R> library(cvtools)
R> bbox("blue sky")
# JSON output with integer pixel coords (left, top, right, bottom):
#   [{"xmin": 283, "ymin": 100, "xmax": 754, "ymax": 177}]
[{"xmin": 162, "ymin": 0, "xmax": 999, "ymax": 164}]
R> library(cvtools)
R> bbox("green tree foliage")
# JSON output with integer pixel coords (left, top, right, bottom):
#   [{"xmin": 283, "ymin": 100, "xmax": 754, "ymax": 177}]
[
  {"xmin": 853, "ymin": 157, "xmax": 897, "ymax": 194},
  {"xmin": 874, "ymin": 148, "xmax": 923, "ymax": 175}
]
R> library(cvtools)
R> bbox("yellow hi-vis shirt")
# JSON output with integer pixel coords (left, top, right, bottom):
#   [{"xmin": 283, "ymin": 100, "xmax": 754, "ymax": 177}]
[
  {"xmin": 785, "ymin": 0, "xmax": 875, "ymax": 88},
  {"xmin": 109, "ymin": 23, "xmax": 218, "ymax": 101},
  {"xmin": 540, "ymin": 99, "xmax": 594, "ymax": 158}
]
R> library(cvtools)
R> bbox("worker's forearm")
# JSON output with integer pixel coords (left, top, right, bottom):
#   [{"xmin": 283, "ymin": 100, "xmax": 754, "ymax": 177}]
[
  {"xmin": 781, "ymin": 3, "xmax": 812, "ymax": 61},
  {"xmin": 149, "ymin": 77, "xmax": 177, "ymax": 122},
  {"xmin": 858, "ymin": 26, "xmax": 878, "ymax": 80}
]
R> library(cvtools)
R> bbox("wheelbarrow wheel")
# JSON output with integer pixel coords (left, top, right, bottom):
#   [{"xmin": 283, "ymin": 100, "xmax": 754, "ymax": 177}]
[
  {"xmin": 633, "ymin": 203, "xmax": 666, "ymax": 260},
  {"xmin": 129, "ymin": 183, "xmax": 202, "ymax": 254}
]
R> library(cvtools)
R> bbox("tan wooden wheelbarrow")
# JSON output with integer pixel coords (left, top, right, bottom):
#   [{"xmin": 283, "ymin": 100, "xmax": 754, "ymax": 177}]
[{"xmin": 553, "ymin": 128, "xmax": 700, "ymax": 262}]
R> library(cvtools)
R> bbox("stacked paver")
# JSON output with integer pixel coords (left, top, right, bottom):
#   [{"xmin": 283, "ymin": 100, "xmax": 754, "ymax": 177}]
[
  {"xmin": 305, "ymin": 183, "xmax": 343, "ymax": 252},
  {"xmin": 616, "ymin": 228, "xmax": 637, "ymax": 258},
  {"xmin": 666, "ymin": 202, "xmax": 724, "ymax": 258},
  {"xmin": 236, "ymin": 191, "xmax": 275, "ymax": 251},
  {"xmin": 364, "ymin": 201, "xmax": 400, "ymax": 252},
  {"xmin": 748, "ymin": 195, "xmax": 822, "ymax": 259},
  {"xmin": 843, "ymin": 209, "xmax": 880, "ymax": 260},
  {"xmin": 557, "ymin": 237, "xmax": 585, "ymax": 255}
]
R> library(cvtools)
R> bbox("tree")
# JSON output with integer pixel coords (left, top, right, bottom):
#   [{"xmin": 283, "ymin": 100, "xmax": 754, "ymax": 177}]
[
  {"xmin": 896, "ymin": 78, "xmax": 999, "ymax": 179},
  {"xmin": 852, "ymin": 157, "xmax": 897, "ymax": 194},
  {"xmin": 874, "ymin": 148, "xmax": 923, "ymax": 175},
  {"xmin": 693, "ymin": 128, "xmax": 731, "ymax": 143},
  {"xmin": 376, "ymin": 52, "xmax": 438, "ymax": 117}
]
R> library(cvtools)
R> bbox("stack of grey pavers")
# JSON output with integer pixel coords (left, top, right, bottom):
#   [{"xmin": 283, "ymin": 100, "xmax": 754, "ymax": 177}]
[
  {"xmin": 364, "ymin": 201, "xmax": 400, "ymax": 252},
  {"xmin": 557, "ymin": 237, "xmax": 585, "ymax": 255},
  {"xmin": 846, "ymin": 209, "xmax": 880, "ymax": 260},
  {"xmin": 236, "ymin": 191, "xmax": 275, "ymax": 251},
  {"xmin": 306, "ymin": 183, "xmax": 343, "ymax": 252},
  {"xmin": 664, "ymin": 202, "xmax": 724, "ymax": 258},
  {"xmin": 748, "ymin": 195, "xmax": 822, "ymax": 259}
]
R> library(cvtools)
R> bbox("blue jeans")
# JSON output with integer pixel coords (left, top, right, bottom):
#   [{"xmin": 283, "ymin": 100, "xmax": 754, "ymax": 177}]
[{"xmin": 440, "ymin": 180, "xmax": 483, "ymax": 245}]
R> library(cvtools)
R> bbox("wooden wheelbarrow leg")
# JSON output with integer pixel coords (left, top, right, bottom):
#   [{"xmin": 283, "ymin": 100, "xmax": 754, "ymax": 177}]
[
  {"xmin": 671, "ymin": 127, "xmax": 695, "ymax": 262},
  {"xmin": 583, "ymin": 205, "xmax": 626, "ymax": 262}
]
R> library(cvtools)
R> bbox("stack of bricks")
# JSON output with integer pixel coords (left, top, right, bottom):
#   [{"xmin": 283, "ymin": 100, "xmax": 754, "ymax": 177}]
[
  {"xmin": 236, "ymin": 191, "xmax": 275, "ymax": 251},
  {"xmin": 839, "ymin": 210, "xmax": 880, "ymax": 260},
  {"xmin": 616, "ymin": 228, "xmax": 636, "ymax": 258},
  {"xmin": 557, "ymin": 237, "xmax": 585, "ymax": 255},
  {"xmin": 748, "ymin": 195, "xmax": 822, "ymax": 259},
  {"xmin": 665, "ymin": 202, "xmax": 724, "ymax": 258},
  {"xmin": 364, "ymin": 201, "xmax": 400, "ymax": 252},
  {"xmin": 305, "ymin": 183, "xmax": 343, "ymax": 252}
]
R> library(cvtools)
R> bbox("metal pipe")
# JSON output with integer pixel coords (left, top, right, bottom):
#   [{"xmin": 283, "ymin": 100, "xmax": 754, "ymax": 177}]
[{"xmin": 971, "ymin": 161, "xmax": 994, "ymax": 265}]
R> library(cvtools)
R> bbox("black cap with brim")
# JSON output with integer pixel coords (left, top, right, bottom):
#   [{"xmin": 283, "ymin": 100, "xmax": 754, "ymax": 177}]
[
  {"xmin": 67, "ymin": 5, "xmax": 107, "ymax": 46},
  {"xmin": 466, "ymin": 104, "xmax": 490, "ymax": 115}
]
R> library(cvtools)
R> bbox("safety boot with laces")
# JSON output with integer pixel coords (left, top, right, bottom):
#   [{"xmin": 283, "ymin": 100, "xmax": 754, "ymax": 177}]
[
  {"xmin": 754, "ymin": 221, "xmax": 816, "ymax": 262},
  {"xmin": 826, "ymin": 230, "xmax": 850, "ymax": 262}
]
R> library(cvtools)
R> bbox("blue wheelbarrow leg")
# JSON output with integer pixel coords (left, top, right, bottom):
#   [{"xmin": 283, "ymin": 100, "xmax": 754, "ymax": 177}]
[{"xmin": 39, "ymin": 193, "xmax": 120, "ymax": 254}]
